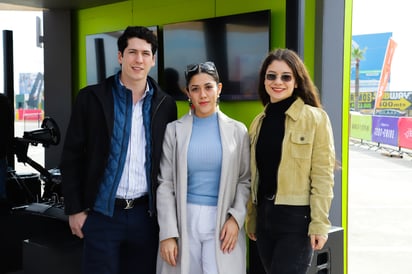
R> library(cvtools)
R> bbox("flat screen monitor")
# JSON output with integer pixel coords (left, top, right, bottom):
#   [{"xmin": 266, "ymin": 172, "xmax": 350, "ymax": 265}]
[
  {"xmin": 162, "ymin": 10, "xmax": 271, "ymax": 101},
  {"xmin": 86, "ymin": 26, "xmax": 158, "ymax": 85}
]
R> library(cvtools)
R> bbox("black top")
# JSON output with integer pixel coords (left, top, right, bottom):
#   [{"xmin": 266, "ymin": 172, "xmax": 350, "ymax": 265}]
[
  {"xmin": 256, "ymin": 96, "xmax": 295, "ymax": 199},
  {"xmin": 255, "ymin": 96, "xmax": 311, "ymax": 234}
]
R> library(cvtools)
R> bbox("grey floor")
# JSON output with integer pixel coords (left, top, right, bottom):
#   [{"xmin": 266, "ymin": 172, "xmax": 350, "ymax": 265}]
[{"xmin": 348, "ymin": 142, "xmax": 412, "ymax": 274}]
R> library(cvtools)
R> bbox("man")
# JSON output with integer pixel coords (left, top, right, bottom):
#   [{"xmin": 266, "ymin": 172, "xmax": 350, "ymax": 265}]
[{"xmin": 60, "ymin": 26, "xmax": 177, "ymax": 274}]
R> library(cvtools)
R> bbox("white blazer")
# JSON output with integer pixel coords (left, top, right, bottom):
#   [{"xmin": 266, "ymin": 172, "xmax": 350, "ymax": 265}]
[{"xmin": 156, "ymin": 111, "xmax": 251, "ymax": 274}]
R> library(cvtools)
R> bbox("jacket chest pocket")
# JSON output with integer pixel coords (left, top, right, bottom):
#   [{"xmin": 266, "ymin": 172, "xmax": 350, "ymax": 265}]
[{"xmin": 289, "ymin": 131, "xmax": 313, "ymax": 159}]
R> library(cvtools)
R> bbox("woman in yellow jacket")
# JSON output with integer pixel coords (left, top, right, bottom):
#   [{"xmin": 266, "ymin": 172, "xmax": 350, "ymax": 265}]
[{"xmin": 246, "ymin": 48, "xmax": 335, "ymax": 274}]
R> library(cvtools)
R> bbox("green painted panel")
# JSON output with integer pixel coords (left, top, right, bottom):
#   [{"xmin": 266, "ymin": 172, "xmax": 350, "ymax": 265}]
[
  {"xmin": 219, "ymin": 101, "xmax": 264, "ymax": 128},
  {"xmin": 343, "ymin": 1, "xmax": 354, "ymax": 273},
  {"xmin": 303, "ymin": 0, "xmax": 316, "ymax": 78},
  {"xmin": 132, "ymin": 0, "xmax": 215, "ymax": 26},
  {"xmin": 350, "ymin": 113, "xmax": 372, "ymax": 141}
]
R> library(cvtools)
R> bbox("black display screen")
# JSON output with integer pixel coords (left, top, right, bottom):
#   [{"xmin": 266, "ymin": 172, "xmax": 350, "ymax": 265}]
[{"xmin": 162, "ymin": 10, "xmax": 271, "ymax": 101}]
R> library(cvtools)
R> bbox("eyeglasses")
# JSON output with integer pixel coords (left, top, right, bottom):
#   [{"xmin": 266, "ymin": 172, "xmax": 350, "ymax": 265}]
[
  {"xmin": 185, "ymin": 61, "xmax": 218, "ymax": 80},
  {"xmin": 265, "ymin": 73, "xmax": 293, "ymax": 82}
]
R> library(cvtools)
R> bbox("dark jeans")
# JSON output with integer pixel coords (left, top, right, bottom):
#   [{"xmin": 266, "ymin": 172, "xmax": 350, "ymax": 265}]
[
  {"xmin": 256, "ymin": 199, "xmax": 313, "ymax": 274},
  {"xmin": 81, "ymin": 202, "xmax": 158, "ymax": 274}
]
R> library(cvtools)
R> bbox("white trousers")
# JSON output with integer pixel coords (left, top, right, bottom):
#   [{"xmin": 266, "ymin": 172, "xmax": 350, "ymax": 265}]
[{"xmin": 187, "ymin": 203, "xmax": 219, "ymax": 274}]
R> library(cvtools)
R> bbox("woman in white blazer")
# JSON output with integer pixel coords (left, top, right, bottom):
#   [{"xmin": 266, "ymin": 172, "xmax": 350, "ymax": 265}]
[{"xmin": 156, "ymin": 61, "xmax": 251, "ymax": 274}]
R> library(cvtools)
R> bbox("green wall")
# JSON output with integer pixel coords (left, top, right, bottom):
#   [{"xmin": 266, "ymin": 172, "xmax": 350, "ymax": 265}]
[
  {"xmin": 343, "ymin": 2, "xmax": 353, "ymax": 272},
  {"xmin": 72, "ymin": 0, "xmax": 318, "ymax": 127},
  {"xmin": 72, "ymin": 1, "xmax": 350, "ymax": 272}
]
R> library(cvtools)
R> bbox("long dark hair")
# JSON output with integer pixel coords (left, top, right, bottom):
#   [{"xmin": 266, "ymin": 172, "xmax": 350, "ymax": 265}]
[{"xmin": 257, "ymin": 48, "xmax": 321, "ymax": 107}]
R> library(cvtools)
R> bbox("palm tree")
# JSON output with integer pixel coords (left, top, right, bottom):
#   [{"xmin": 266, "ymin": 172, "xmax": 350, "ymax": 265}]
[{"xmin": 351, "ymin": 44, "xmax": 367, "ymax": 111}]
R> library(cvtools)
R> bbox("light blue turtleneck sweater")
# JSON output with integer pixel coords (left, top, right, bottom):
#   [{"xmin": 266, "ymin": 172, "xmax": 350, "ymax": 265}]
[{"xmin": 187, "ymin": 112, "xmax": 222, "ymax": 206}]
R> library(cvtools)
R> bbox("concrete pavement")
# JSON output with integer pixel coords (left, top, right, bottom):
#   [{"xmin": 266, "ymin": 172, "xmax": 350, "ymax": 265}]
[{"xmin": 348, "ymin": 141, "xmax": 412, "ymax": 274}]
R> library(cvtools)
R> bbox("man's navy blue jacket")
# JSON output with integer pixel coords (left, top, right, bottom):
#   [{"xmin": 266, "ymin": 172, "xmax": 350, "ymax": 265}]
[{"xmin": 60, "ymin": 74, "xmax": 177, "ymax": 217}]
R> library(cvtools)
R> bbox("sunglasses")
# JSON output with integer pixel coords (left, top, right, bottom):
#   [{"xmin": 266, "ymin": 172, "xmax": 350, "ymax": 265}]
[
  {"xmin": 265, "ymin": 73, "xmax": 293, "ymax": 82},
  {"xmin": 185, "ymin": 61, "xmax": 217, "ymax": 79}
]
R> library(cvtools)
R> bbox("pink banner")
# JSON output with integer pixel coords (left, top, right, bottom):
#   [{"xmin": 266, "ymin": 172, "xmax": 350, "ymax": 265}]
[{"xmin": 398, "ymin": 117, "xmax": 412, "ymax": 149}]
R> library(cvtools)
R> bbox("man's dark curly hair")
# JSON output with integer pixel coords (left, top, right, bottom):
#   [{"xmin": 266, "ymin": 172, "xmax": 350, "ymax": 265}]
[{"xmin": 117, "ymin": 26, "xmax": 157, "ymax": 56}]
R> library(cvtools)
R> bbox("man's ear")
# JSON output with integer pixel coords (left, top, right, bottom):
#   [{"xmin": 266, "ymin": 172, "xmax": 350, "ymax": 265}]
[{"xmin": 117, "ymin": 51, "xmax": 123, "ymax": 65}]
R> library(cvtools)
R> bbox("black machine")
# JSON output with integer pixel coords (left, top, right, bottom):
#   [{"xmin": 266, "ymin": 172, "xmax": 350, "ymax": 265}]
[
  {"xmin": 11, "ymin": 116, "xmax": 63, "ymax": 204},
  {"xmin": 5, "ymin": 116, "xmax": 68, "ymax": 223},
  {"xmin": 2, "ymin": 117, "xmax": 81, "ymax": 274}
]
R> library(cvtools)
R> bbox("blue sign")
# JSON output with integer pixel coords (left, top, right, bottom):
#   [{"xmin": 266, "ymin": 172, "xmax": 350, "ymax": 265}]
[
  {"xmin": 351, "ymin": 32, "xmax": 392, "ymax": 82},
  {"xmin": 371, "ymin": 116, "xmax": 399, "ymax": 146}
]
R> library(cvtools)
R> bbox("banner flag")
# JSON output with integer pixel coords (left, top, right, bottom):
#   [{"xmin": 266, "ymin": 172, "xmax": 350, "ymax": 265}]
[{"xmin": 373, "ymin": 38, "xmax": 397, "ymax": 112}]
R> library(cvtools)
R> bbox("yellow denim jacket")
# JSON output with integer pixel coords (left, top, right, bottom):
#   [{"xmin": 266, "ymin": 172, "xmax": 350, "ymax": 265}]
[{"xmin": 245, "ymin": 97, "xmax": 335, "ymax": 236}]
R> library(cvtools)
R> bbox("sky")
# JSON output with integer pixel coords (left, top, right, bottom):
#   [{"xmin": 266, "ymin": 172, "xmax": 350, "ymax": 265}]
[{"xmin": 352, "ymin": 0, "xmax": 412, "ymax": 91}]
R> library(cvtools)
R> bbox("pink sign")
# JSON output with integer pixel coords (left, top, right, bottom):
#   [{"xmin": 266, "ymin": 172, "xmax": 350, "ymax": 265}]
[{"xmin": 398, "ymin": 117, "xmax": 412, "ymax": 149}]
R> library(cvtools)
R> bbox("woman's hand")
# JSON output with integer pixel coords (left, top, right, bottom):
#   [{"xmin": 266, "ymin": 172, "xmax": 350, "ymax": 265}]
[
  {"xmin": 248, "ymin": 233, "xmax": 257, "ymax": 241},
  {"xmin": 310, "ymin": 234, "xmax": 328, "ymax": 250},
  {"xmin": 160, "ymin": 238, "xmax": 178, "ymax": 266},
  {"xmin": 220, "ymin": 216, "xmax": 239, "ymax": 253}
]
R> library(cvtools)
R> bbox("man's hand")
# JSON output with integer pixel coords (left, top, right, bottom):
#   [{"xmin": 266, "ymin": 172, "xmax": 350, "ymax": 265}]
[{"xmin": 69, "ymin": 211, "xmax": 88, "ymax": 238}]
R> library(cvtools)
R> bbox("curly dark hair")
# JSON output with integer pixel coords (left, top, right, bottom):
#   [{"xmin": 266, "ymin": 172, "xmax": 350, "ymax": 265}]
[
  {"xmin": 257, "ymin": 48, "xmax": 321, "ymax": 108},
  {"xmin": 117, "ymin": 26, "xmax": 158, "ymax": 56}
]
